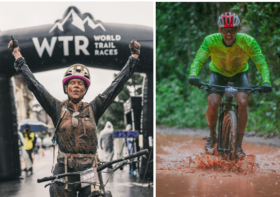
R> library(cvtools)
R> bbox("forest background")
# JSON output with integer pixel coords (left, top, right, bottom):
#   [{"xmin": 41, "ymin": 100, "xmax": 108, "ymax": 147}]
[{"xmin": 156, "ymin": 2, "xmax": 280, "ymax": 136}]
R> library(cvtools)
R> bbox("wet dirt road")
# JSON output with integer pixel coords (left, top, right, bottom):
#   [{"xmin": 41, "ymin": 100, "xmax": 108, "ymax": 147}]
[{"xmin": 156, "ymin": 133, "xmax": 280, "ymax": 197}]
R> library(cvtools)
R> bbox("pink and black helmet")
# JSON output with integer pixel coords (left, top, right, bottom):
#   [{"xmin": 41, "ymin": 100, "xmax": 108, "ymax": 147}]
[
  {"xmin": 217, "ymin": 12, "xmax": 240, "ymax": 28},
  {"xmin": 62, "ymin": 64, "xmax": 91, "ymax": 94}
]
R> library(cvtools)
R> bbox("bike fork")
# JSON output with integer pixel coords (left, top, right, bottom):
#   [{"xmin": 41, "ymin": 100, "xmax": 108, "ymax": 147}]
[
  {"xmin": 217, "ymin": 99, "xmax": 238, "ymax": 153},
  {"xmin": 217, "ymin": 102, "xmax": 226, "ymax": 152}
]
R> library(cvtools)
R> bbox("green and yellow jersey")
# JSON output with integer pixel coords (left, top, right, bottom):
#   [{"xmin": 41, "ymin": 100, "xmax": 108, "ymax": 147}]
[{"xmin": 189, "ymin": 33, "xmax": 271, "ymax": 85}]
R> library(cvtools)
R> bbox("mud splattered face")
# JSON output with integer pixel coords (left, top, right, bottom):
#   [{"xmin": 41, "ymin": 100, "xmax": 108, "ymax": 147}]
[
  {"xmin": 219, "ymin": 27, "xmax": 239, "ymax": 46},
  {"xmin": 65, "ymin": 78, "xmax": 87, "ymax": 101}
]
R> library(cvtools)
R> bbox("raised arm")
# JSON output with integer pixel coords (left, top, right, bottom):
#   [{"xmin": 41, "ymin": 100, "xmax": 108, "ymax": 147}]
[
  {"xmin": 249, "ymin": 38, "xmax": 272, "ymax": 93},
  {"xmin": 90, "ymin": 40, "xmax": 141, "ymax": 124},
  {"xmin": 8, "ymin": 37, "xmax": 62, "ymax": 124}
]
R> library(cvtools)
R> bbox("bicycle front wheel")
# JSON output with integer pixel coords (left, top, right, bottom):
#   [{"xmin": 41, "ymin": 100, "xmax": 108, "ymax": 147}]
[{"xmin": 222, "ymin": 110, "xmax": 237, "ymax": 160}]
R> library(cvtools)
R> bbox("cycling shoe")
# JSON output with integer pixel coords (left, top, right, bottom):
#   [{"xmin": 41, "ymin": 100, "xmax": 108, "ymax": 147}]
[
  {"xmin": 205, "ymin": 136, "xmax": 217, "ymax": 152},
  {"xmin": 235, "ymin": 147, "xmax": 245, "ymax": 159}
]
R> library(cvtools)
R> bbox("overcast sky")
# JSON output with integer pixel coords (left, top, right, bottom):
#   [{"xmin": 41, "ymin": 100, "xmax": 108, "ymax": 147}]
[{"xmin": 0, "ymin": 1, "xmax": 153, "ymax": 104}]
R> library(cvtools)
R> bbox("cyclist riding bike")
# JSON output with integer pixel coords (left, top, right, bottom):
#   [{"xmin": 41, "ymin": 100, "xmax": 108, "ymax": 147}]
[
  {"xmin": 188, "ymin": 12, "xmax": 272, "ymax": 158},
  {"xmin": 8, "ymin": 38, "xmax": 141, "ymax": 197}
]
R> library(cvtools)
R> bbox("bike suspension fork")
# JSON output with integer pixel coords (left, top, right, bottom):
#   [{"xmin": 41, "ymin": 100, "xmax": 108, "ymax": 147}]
[
  {"xmin": 217, "ymin": 102, "xmax": 224, "ymax": 151},
  {"xmin": 234, "ymin": 104, "xmax": 238, "ymax": 123}
]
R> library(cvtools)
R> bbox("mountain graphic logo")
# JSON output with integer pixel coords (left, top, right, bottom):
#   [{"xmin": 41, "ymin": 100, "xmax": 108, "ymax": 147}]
[{"xmin": 49, "ymin": 8, "xmax": 106, "ymax": 33}]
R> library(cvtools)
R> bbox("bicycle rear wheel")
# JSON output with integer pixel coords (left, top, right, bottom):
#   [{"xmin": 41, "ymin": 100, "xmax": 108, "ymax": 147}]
[{"xmin": 222, "ymin": 110, "xmax": 237, "ymax": 160}]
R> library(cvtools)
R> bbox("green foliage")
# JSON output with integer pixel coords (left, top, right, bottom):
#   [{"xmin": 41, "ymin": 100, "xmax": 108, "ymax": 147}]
[
  {"xmin": 97, "ymin": 73, "xmax": 143, "ymax": 132},
  {"xmin": 97, "ymin": 101, "xmax": 125, "ymax": 132},
  {"xmin": 116, "ymin": 73, "xmax": 143, "ymax": 102},
  {"xmin": 156, "ymin": 77, "xmax": 208, "ymax": 127},
  {"xmin": 156, "ymin": 2, "xmax": 280, "ymax": 136}
]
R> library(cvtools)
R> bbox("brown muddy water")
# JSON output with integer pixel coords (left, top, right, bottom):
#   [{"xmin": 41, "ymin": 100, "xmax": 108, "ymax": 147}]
[{"xmin": 156, "ymin": 133, "xmax": 280, "ymax": 197}]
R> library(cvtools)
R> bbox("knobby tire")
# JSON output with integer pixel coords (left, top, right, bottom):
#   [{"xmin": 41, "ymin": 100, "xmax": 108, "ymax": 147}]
[{"xmin": 222, "ymin": 110, "xmax": 237, "ymax": 160}]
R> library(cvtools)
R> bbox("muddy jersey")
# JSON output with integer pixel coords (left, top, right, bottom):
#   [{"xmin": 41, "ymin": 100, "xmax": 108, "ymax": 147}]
[
  {"xmin": 14, "ymin": 56, "xmax": 139, "ymax": 170},
  {"xmin": 189, "ymin": 33, "xmax": 271, "ymax": 84}
]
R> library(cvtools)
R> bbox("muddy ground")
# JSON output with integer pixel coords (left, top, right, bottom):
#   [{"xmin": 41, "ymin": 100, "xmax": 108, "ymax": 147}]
[{"xmin": 156, "ymin": 126, "xmax": 280, "ymax": 197}]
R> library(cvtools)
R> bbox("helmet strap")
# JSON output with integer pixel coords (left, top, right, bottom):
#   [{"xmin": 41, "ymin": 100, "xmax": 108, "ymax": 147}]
[
  {"xmin": 71, "ymin": 98, "xmax": 81, "ymax": 104},
  {"xmin": 67, "ymin": 95, "xmax": 82, "ymax": 104}
]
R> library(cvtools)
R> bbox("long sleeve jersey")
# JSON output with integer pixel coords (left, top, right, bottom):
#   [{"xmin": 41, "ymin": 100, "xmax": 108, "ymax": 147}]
[{"xmin": 189, "ymin": 33, "xmax": 271, "ymax": 85}]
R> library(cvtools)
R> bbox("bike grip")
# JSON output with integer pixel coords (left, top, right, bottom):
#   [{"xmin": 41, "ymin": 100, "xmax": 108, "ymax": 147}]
[
  {"xmin": 37, "ymin": 176, "xmax": 55, "ymax": 183},
  {"xmin": 124, "ymin": 149, "xmax": 149, "ymax": 160}
]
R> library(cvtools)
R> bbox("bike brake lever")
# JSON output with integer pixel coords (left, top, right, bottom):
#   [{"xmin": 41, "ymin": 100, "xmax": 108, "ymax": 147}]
[
  {"xmin": 44, "ymin": 183, "xmax": 52, "ymax": 188},
  {"xmin": 52, "ymin": 178, "xmax": 67, "ymax": 186}
]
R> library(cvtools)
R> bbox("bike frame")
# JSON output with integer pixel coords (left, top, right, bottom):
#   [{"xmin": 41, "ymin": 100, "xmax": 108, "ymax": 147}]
[
  {"xmin": 199, "ymin": 82, "xmax": 262, "ymax": 153},
  {"xmin": 217, "ymin": 91, "xmax": 238, "ymax": 153}
]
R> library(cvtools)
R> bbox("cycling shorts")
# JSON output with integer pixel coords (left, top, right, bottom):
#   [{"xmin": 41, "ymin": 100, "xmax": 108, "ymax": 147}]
[{"xmin": 208, "ymin": 71, "xmax": 249, "ymax": 97}]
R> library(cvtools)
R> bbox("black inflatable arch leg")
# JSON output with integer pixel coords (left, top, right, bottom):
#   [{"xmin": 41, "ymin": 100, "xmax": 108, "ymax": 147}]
[
  {"xmin": 140, "ymin": 72, "xmax": 153, "ymax": 177},
  {"xmin": 0, "ymin": 75, "xmax": 21, "ymax": 180}
]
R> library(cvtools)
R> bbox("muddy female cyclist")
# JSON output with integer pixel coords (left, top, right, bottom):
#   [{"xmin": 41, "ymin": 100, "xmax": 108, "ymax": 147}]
[
  {"xmin": 188, "ymin": 12, "xmax": 272, "ymax": 158},
  {"xmin": 8, "ymin": 38, "xmax": 140, "ymax": 197}
]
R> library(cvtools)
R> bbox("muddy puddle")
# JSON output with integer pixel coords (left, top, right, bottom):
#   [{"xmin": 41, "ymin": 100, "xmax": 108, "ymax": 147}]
[{"xmin": 156, "ymin": 133, "xmax": 280, "ymax": 197}]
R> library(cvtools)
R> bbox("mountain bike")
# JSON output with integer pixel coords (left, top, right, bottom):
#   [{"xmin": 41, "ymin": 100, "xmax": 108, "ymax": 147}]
[
  {"xmin": 37, "ymin": 149, "xmax": 149, "ymax": 197},
  {"xmin": 198, "ymin": 82, "xmax": 262, "ymax": 160}
]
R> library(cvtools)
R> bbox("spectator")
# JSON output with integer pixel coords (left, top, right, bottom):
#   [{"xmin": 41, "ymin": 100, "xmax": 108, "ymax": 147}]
[
  {"xmin": 18, "ymin": 131, "xmax": 32, "ymax": 176},
  {"xmin": 99, "ymin": 122, "xmax": 114, "ymax": 170},
  {"xmin": 23, "ymin": 125, "xmax": 34, "ymax": 174}
]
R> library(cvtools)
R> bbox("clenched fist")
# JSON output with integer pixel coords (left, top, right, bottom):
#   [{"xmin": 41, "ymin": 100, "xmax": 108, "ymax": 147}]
[
  {"xmin": 8, "ymin": 36, "xmax": 22, "ymax": 60},
  {"xmin": 129, "ymin": 40, "xmax": 140, "ymax": 58}
]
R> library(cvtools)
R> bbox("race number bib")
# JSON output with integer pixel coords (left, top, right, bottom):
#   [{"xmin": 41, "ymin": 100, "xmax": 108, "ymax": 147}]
[{"xmin": 80, "ymin": 168, "xmax": 98, "ymax": 188}]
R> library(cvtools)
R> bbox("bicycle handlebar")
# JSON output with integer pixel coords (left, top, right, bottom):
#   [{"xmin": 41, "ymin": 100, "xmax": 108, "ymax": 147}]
[
  {"xmin": 37, "ymin": 172, "xmax": 80, "ymax": 183},
  {"xmin": 198, "ymin": 82, "xmax": 263, "ymax": 94},
  {"xmin": 37, "ymin": 149, "xmax": 149, "ymax": 183},
  {"xmin": 96, "ymin": 149, "xmax": 148, "ymax": 172}
]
